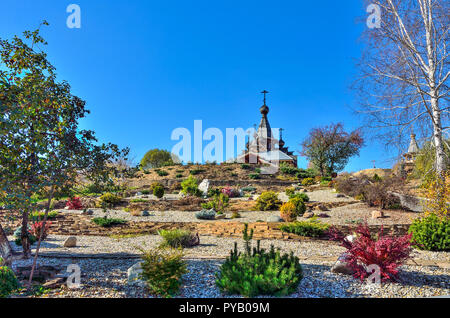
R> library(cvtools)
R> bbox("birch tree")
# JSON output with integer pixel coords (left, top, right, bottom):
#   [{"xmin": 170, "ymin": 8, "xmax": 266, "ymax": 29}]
[{"xmin": 355, "ymin": 0, "xmax": 449, "ymax": 179}]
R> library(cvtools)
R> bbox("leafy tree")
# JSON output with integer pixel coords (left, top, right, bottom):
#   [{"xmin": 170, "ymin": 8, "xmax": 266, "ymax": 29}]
[
  {"xmin": 301, "ymin": 123, "xmax": 364, "ymax": 176},
  {"xmin": 140, "ymin": 149, "xmax": 176, "ymax": 170},
  {"xmin": 0, "ymin": 23, "xmax": 127, "ymax": 282},
  {"xmin": 413, "ymin": 139, "xmax": 450, "ymax": 183}
]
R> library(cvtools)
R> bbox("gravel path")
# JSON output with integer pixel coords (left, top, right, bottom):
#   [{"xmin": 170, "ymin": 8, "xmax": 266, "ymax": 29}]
[{"xmin": 11, "ymin": 254, "xmax": 450, "ymax": 298}]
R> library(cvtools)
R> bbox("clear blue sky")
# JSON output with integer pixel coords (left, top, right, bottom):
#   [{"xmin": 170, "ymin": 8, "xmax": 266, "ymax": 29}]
[{"xmin": 1, "ymin": 0, "xmax": 399, "ymax": 171}]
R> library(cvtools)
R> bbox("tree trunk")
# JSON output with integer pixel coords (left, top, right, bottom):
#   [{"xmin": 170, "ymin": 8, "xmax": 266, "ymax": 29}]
[
  {"xmin": 28, "ymin": 186, "xmax": 55, "ymax": 285},
  {"xmin": 0, "ymin": 223, "xmax": 13, "ymax": 266},
  {"xmin": 431, "ymin": 96, "xmax": 446, "ymax": 179},
  {"xmin": 21, "ymin": 209, "xmax": 31, "ymax": 258}
]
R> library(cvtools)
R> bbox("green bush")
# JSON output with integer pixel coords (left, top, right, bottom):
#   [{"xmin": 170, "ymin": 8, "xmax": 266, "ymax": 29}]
[
  {"xmin": 30, "ymin": 210, "xmax": 59, "ymax": 221},
  {"xmin": 285, "ymin": 187, "xmax": 296, "ymax": 197},
  {"xmin": 153, "ymin": 184, "xmax": 165, "ymax": 199},
  {"xmin": 189, "ymin": 169, "xmax": 203, "ymax": 175},
  {"xmin": 288, "ymin": 192, "xmax": 310, "ymax": 202},
  {"xmin": 255, "ymin": 191, "xmax": 282, "ymax": 211},
  {"xmin": 13, "ymin": 226, "xmax": 37, "ymax": 246},
  {"xmin": 99, "ymin": 192, "xmax": 122, "ymax": 206},
  {"xmin": 248, "ymin": 173, "xmax": 260, "ymax": 179},
  {"xmin": 181, "ymin": 176, "xmax": 202, "ymax": 197},
  {"xmin": 92, "ymin": 217, "xmax": 127, "ymax": 227},
  {"xmin": 279, "ymin": 162, "xmax": 299, "ymax": 175},
  {"xmin": 207, "ymin": 188, "xmax": 221, "ymax": 198},
  {"xmin": 279, "ymin": 218, "xmax": 330, "ymax": 238},
  {"xmin": 241, "ymin": 163, "xmax": 251, "ymax": 170},
  {"xmin": 296, "ymin": 168, "xmax": 318, "ymax": 179},
  {"xmin": 216, "ymin": 224, "xmax": 303, "ymax": 297},
  {"xmin": 175, "ymin": 173, "xmax": 183, "ymax": 178},
  {"xmin": 155, "ymin": 169, "xmax": 169, "ymax": 177},
  {"xmin": 288, "ymin": 197, "xmax": 306, "ymax": 215},
  {"xmin": 158, "ymin": 229, "xmax": 199, "ymax": 248},
  {"xmin": 141, "ymin": 189, "xmax": 151, "ymax": 195},
  {"xmin": 301, "ymin": 178, "xmax": 315, "ymax": 186},
  {"xmin": 408, "ymin": 214, "xmax": 450, "ymax": 251},
  {"xmin": 195, "ymin": 209, "xmax": 216, "ymax": 220},
  {"xmin": 201, "ymin": 193, "xmax": 229, "ymax": 213},
  {"xmin": 0, "ymin": 266, "xmax": 19, "ymax": 298},
  {"xmin": 138, "ymin": 247, "xmax": 188, "ymax": 297}
]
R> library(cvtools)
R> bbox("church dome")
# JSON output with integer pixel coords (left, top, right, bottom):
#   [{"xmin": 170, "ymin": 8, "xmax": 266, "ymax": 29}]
[
  {"xmin": 279, "ymin": 138, "xmax": 285, "ymax": 148},
  {"xmin": 260, "ymin": 104, "xmax": 269, "ymax": 115}
]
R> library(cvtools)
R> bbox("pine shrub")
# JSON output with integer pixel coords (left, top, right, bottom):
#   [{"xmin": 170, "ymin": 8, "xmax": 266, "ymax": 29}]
[
  {"xmin": 255, "ymin": 191, "xmax": 282, "ymax": 211},
  {"xmin": 0, "ymin": 266, "xmax": 19, "ymax": 298},
  {"xmin": 216, "ymin": 224, "xmax": 303, "ymax": 297},
  {"xmin": 408, "ymin": 214, "xmax": 449, "ymax": 251},
  {"xmin": 138, "ymin": 247, "xmax": 188, "ymax": 297},
  {"xmin": 158, "ymin": 229, "xmax": 200, "ymax": 248},
  {"xmin": 279, "ymin": 218, "xmax": 329, "ymax": 238}
]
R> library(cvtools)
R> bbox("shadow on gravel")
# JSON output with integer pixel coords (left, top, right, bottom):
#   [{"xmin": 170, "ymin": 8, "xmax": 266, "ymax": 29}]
[{"xmin": 397, "ymin": 269, "xmax": 450, "ymax": 289}]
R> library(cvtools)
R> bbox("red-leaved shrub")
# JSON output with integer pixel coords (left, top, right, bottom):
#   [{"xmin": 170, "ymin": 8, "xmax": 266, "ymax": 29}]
[
  {"xmin": 66, "ymin": 197, "xmax": 83, "ymax": 210},
  {"xmin": 328, "ymin": 223, "xmax": 412, "ymax": 282},
  {"xmin": 31, "ymin": 221, "xmax": 51, "ymax": 240},
  {"xmin": 221, "ymin": 187, "xmax": 240, "ymax": 198}
]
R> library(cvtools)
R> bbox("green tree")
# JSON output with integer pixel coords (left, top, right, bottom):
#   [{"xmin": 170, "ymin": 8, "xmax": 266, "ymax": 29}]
[
  {"xmin": 413, "ymin": 139, "xmax": 450, "ymax": 183},
  {"xmin": 140, "ymin": 149, "xmax": 176, "ymax": 170},
  {"xmin": 0, "ymin": 23, "xmax": 127, "ymax": 270},
  {"xmin": 301, "ymin": 123, "xmax": 364, "ymax": 176}
]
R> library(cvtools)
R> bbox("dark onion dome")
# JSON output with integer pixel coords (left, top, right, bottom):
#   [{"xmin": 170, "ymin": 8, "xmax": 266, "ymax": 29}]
[
  {"xmin": 278, "ymin": 138, "xmax": 285, "ymax": 148},
  {"xmin": 260, "ymin": 104, "xmax": 269, "ymax": 115}
]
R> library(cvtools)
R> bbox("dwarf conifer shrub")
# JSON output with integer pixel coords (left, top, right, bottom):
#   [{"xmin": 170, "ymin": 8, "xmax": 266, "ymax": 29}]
[
  {"xmin": 289, "ymin": 192, "xmax": 310, "ymax": 202},
  {"xmin": 92, "ymin": 217, "xmax": 127, "ymax": 227},
  {"xmin": 138, "ymin": 247, "xmax": 188, "ymax": 297},
  {"xmin": 255, "ymin": 191, "xmax": 282, "ymax": 211},
  {"xmin": 195, "ymin": 209, "xmax": 216, "ymax": 220},
  {"xmin": 0, "ymin": 266, "xmax": 19, "ymax": 298},
  {"xmin": 279, "ymin": 218, "xmax": 329, "ymax": 238},
  {"xmin": 153, "ymin": 184, "xmax": 165, "ymax": 199},
  {"xmin": 280, "ymin": 202, "xmax": 298, "ymax": 222},
  {"xmin": 408, "ymin": 214, "xmax": 449, "ymax": 251},
  {"xmin": 181, "ymin": 176, "xmax": 202, "ymax": 197},
  {"xmin": 288, "ymin": 197, "xmax": 306, "ymax": 215},
  {"xmin": 201, "ymin": 193, "xmax": 229, "ymax": 213},
  {"xmin": 158, "ymin": 229, "xmax": 200, "ymax": 248},
  {"xmin": 99, "ymin": 192, "xmax": 122, "ymax": 206},
  {"xmin": 301, "ymin": 178, "xmax": 315, "ymax": 186},
  {"xmin": 216, "ymin": 224, "xmax": 303, "ymax": 297}
]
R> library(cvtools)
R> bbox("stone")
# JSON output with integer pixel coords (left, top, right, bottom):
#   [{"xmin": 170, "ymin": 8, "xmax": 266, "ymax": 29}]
[
  {"xmin": 316, "ymin": 204, "xmax": 329, "ymax": 211},
  {"xmin": 42, "ymin": 277, "xmax": 66, "ymax": 289},
  {"xmin": 135, "ymin": 192, "xmax": 142, "ymax": 196},
  {"xmin": 142, "ymin": 210, "xmax": 150, "ymax": 217},
  {"xmin": 345, "ymin": 235, "xmax": 355, "ymax": 243},
  {"xmin": 331, "ymin": 254, "xmax": 355, "ymax": 275},
  {"xmin": 81, "ymin": 209, "xmax": 93, "ymax": 215},
  {"xmin": 63, "ymin": 236, "xmax": 77, "ymax": 248},
  {"xmin": 266, "ymin": 215, "xmax": 283, "ymax": 222},
  {"xmin": 371, "ymin": 210, "xmax": 384, "ymax": 219},
  {"xmin": 303, "ymin": 212, "xmax": 315, "ymax": 218},
  {"xmin": 215, "ymin": 214, "xmax": 226, "ymax": 220},
  {"xmin": 317, "ymin": 213, "xmax": 330, "ymax": 218},
  {"xmin": 198, "ymin": 179, "xmax": 210, "ymax": 195},
  {"xmin": 336, "ymin": 193, "xmax": 345, "ymax": 198},
  {"xmin": 127, "ymin": 262, "xmax": 145, "ymax": 287}
]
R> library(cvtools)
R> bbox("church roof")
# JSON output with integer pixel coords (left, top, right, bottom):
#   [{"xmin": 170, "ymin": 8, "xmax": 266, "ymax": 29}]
[
  {"xmin": 258, "ymin": 150, "xmax": 296, "ymax": 161},
  {"xmin": 407, "ymin": 133, "xmax": 419, "ymax": 154}
]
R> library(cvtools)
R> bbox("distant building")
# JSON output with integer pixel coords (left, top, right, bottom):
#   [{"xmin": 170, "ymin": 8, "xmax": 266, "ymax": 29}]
[
  {"xmin": 236, "ymin": 91, "xmax": 297, "ymax": 166},
  {"xmin": 401, "ymin": 133, "xmax": 419, "ymax": 176}
]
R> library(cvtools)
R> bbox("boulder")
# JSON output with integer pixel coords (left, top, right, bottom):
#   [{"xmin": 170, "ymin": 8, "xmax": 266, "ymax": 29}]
[
  {"xmin": 127, "ymin": 262, "xmax": 145, "ymax": 287},
  {"xmin": 63, "ymin": 236, "xmax": 77, "ymax": 248},
  {"xmin": 215, "ymin": 214, "xmax": 226, "ymax": 220},
  {"xmin": 266, "ymin": 215, "xmax": 283, "ymax": 222},
  {"xmin": 336, "ymin": 193, "xmax": 345, "ymax": 198},
  {"xmin": 303, "ymin": 212, "xmax": 315, "ymax": 218},
  {"xmin": 81, "ymin": 209, "xmax": 94, "ymax": 215},
  {"xmin": 317, "ymin": 213, "xmax": 330, "ymax": 218},
  {"xmin": 371, "ymin": 210, "xmax": 384, "ymax": 219},
  {"xmin": 142, "ymin": 210, "xmax": 150, "ymax": 217},
  {"xmin": 198, "ymin": 179, "xmax": 210, "ymax": 196},
  {"xmin": 316, "ymin": 204, "xmax": 329, "ymax": 211},
  {"xmin": 331, "ymin": 254, "xmax": 355, "ymax": 275}
]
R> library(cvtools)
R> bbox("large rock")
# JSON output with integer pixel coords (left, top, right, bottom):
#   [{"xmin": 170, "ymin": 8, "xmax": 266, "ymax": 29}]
[
  {"xmin": 127, "ymin": 262, "xmax": 145, "ymax": 287},
  {"xmin": 371, "ymin": 210, "xmax": 384, "ymax": 219},
  {"xmin": 198, "ymin": 179, "xmax": 210, "ymax": 196},
  {"xmin": 331, "ymin": 254, "xmax": 355, "ymax": 275},
  {"xmin": 303, "ymin": 212, "xmax": 315, "ymax": 218},
  {"xmin": 63, "ymin": 236, "xmax": 77, "ymax": 248}
]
